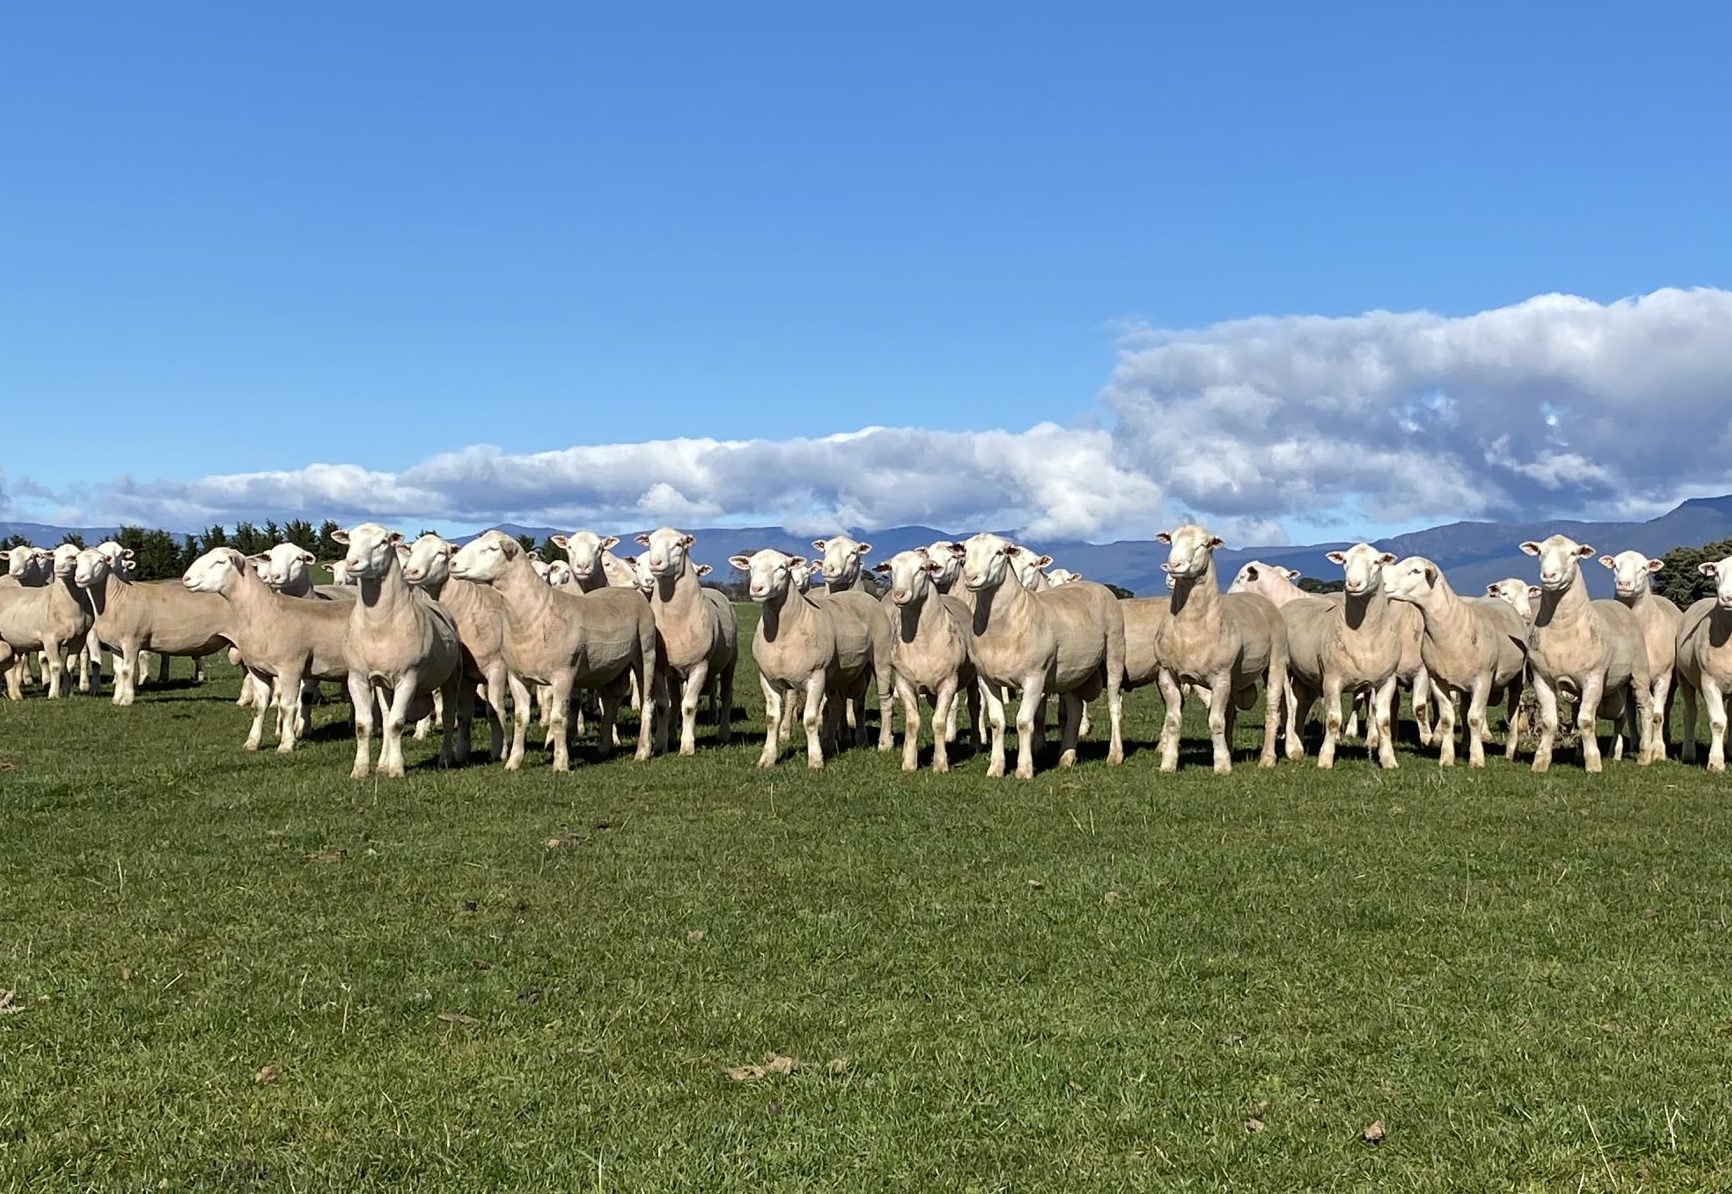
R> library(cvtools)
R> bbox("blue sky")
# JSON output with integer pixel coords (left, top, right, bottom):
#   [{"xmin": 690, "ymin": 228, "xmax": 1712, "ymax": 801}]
[{"xmin": 4, "ymin": 1, "xmax": 1731, "ymax": 544}]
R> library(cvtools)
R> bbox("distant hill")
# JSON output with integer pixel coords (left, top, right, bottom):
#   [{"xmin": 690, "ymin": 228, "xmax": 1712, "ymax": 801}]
[{"xmin": 11, "ymin": 498, "xmax": 1732, "ymax": 596}]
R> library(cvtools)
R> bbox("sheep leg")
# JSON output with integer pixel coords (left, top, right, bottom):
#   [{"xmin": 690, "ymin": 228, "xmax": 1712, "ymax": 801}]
[
  {"xmin": 346, "ymin": 674, "xmax": 377, "ymax": 777},
  {"xmin": 1435, "ymin": 686, "xmax": 1458, "ymax": 767},
  {"xmin": 1680, "ymin": 679, "xmax": 1700, "ymax": 765},
  {"xmin": 896, "ymin": 674, "xmax": 923, "ymax": 772},
  {"xmin": 243, "ymin": 672, "xmax": 273, "ymax": 751},
  {"xmin": 1157, "ymin": 669, "xmax": 1185, "ymax": 772},
  {"xmin": 679, "ymin": 660, "xmax": 709, "ymax": 756},
  {"xmin": 1105, "ymin": 679, "xmax": 1124, "ymax": 769},
  {"xmin": 1529, "ymin": 674, "xmax": 1560, "ymax": 773},
  {"xmin": 1057, "ymin": 692, "xmax": 1083, "ymax": 769},
  {"xmin": 1464, "ymin": 676, "xmax": 1495, "ymax": 768},
  {"xmin": 1650, "ymin": 670, "xmax": 1672, "ymax": 763},
  {"xmin": 1412, "ymin": 668, "xmax": 1434, "ymax": 747},
  {"xmin": 272, "ymin": 668, "xmax": 309, "ymax": 753},
  {"xmin": 931, "ymin": 677, "xmax": 958, "ymax": 774},
  {"xmin": 756, "ymin": 677, "xmax": 783, "ymax": 768},
  {"xmin": 1012, "ymin": 672, "xmax": 1046, "ymax": 779},
  {"xmin": 1373, "ymin": 677, "xmax": 1399, "ymax": 769},
  {"xmin": 42, "ymin": 638, "xmax": 67, "ymax": 699},
  {"xmin": 804, "ymin": 671, "xmax": 829, "ymax": 770},
  {"xmin": 1704, "ymin": 675, "xmax": 1727, "ymax": 773},
  {"xmin": 1259, "ymin": 655, "xmax": 1285, "ymax": 769},
  {"xmin": 1576, "ymin": 674, "xmax": 1606, "ymax": 773},
  {"xmin": 543, "ymin": 676, "xmax": 576, "ymax": 772},
  {"xmin": 980, "ymin": 676, "xmax": 1009, "ymax": 779},
  {"xmin": 1206, "ymin": 676, "xmax": 1234, "ymax": 775},
  {"xmin": 1319, "ymin": 672, "xmax": 1346, "ymax": 770},
  {"xmin": 1285, "ymin": 679, "xmax": 1312, "ymax": 761}
]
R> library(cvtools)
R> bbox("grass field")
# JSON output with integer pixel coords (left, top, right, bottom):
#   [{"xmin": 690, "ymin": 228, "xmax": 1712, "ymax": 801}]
[{"xmin": 4, "ymin": 603, "xmax": 1732, "ymax": 1191}]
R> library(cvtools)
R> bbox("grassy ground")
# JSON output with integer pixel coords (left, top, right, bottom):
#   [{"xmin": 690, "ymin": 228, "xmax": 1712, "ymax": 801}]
[{"xmin": 3, "ymin": 605, "xmax": 1731, "ymax": 1191}]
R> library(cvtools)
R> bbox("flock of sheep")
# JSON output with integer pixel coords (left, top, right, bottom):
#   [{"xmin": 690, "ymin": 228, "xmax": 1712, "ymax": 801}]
[{"xmin": 5, "ymin": 521, "xmax": 1732, "ymax": 780}]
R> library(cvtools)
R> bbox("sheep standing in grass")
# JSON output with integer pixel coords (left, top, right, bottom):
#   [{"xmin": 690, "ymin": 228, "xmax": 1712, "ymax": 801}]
[
  {"xmin": 1675, "ymin": 556, "xmax": 1732, "ymax": 769},
  {"xmin": 1383, "ymin": 557, "xmax": 1526, "ymax": 768},
  {"xmin": 1285, "ymin": 545, "xmax": 1402, "ymax": 769},
  {"xmin": 634, "ymin": 527, "xmax": 738, "ymax": 756},
  {"xmin": 450, "ymin": 531, "xmax": 660, "ymax": 771},
  {"xmin": 0, "ymin": 544, "xmax": 92, "ymax": 700},
  {"xmin": 1519, "ymin": 535, "xmax": 1655, "ymax": 772},
  {"xmin": 1153, "ymin": 526, "xmax": 1286, "ymax": 774},
  {"xmin": 731, "ymin": 549, "xmax": 873, "ymax": 770},
  {"xmin": 957, "ymin": 533, "xmax": 1125, "ymax": 779},
  {"xmin": 872, "ymin": 549, "xmax": 976, "ymax": 772},
  {"xmin": 1601, "ymin": 550, "xmax": 1682, "ymax": 760}
]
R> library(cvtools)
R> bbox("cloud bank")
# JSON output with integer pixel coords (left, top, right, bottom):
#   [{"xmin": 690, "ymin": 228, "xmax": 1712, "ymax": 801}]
[{"xmin": 12, "ymin": 287, "xmax": 1732, "ymax": 543}]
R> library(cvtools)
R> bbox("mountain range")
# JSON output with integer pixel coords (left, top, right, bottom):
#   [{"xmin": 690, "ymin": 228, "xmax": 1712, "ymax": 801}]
[{"xmin": 9, "ymin": 496, "xmax": 1732, "ymax": 599}]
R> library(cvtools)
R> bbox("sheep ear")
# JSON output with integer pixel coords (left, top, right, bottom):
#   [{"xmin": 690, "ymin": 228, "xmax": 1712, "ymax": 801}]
[
  {"xmin": 728, "ymin": 555, "xmax": 751, "ymax": 570},
  {"xmin": 1518, "ymin": 541, "xmax": 1542, "ymax": 556},
  {"xmin": 1282, "ymin": 567, "xmax": 1304, "ymax": 579},
  {"xmin": 1485, "ymin": 584, "xmax": 1500, "ymax": 596},
  {"xmin": 246, "ymin": 553, "xmax": 270, "ymax": 565},
  {"xmin": 1243, "ymin": 565, "xmax": 1259, "ymax": 580},
  {"xmin": 1325, "ymin": 551, "xmax": 1346, "ymax": 566},
  {"xmin": 1155, "ymin": 531, "xmax": 1173, "ymax": 545},
  {"xmin": 1648, "ymin": 558, "xmax": 1665, "ymax": 573},
  {"xmin": 1598, "ymin": 554, "xmax": 1616, "ymax": 569},
  {"xmin": 872, "ymin": 561, "xmax": 892, "ymax": 574},
  {"xmin": 1575, "ymin": 543, "xmax": 1595, "ymax": 558},
  {"xmin": 787, "ymin": 555, "xmax": 807, "ymax": 568},
  {"xmin": 497, "ymin": 537, "xmax": 520, "ymax": 557},
  {"xmin": 300, "ymin": 550, "xmax": 316, "ymax": 564},
  {"xmin": 390, "ymin": 531, "xmax": 404, "ymax": 546},
  {"xmin": 694, "ymin": 563, "xmax": 712, "ymax": 576},
  {"xmin": 1036, "ymin": 554, "xmax": 1053, "ymax": 568},
  {"xmin": 812, "ymin": 539, "xmax": 828, "ymax": 551},
  {"xmin": 1376, "ymin": 553, "xmax": 1396, "ymax": 566},
  {"xmin": 550, "ymin": 534, "xmax": 569, "ymax": 549},
  {"xmin": 1208, "ymin": 536, "xmax": 1224, "ymax": 550},
  {"xmin": 601, "ymin": 535, "xmax": 619, "ymax": 550},
  {"xmin": 330, "ymin": 530, "xmax": 350, "ymax": 546},
  {"xmin": 634, "ymin": 533, "xmax": 652, "ymax": 546},
  {"xmin": 923, "ymin": 558, "xmax": 942, "ymax": 574},
  {"xmin": 680, "ymin": 534, "xmax": 695, "ymax": 548},
  {"xmin": 1699, "ymin": 562, "xmax": 1718, "ymax": 577},
  {"xmin": 854, "ymin": 542, "xmax": 872, "ymax": 556},
  {"xmin": 948, "ymin": 543, "xmax": 966, "ymax": 558},
  {"xmin": 1424, "ymin": 563, "xmax": 1439, "ymax": 584},
  {"xmin": 123, "ymin": 548, "xmax": 138, "ymax": 562},
  {"xmin": 1527, "ymin": 585, "xmax": 1541, "ymax": 598}
]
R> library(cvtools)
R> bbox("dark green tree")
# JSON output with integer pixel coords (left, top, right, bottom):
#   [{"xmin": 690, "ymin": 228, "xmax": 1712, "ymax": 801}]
[
  {"xmin": 115, "ymin": 525, "xmax": 188, "ymax": 581},
  {"xmin": 60, "ymin": 532, "xmax": 86, "ymax": 549},
  {"xmin": 284, "ymin": 519, "xmax": 318, "ymax": 551},
  {"xmin": 200, "ymin": 524, "xmax": 229, "ymax": 550},
  {"xmin": 230, "ymin": 521, "xmax": 268, "ymax": 555},
  {"xmin": 1297, "ymin": 576, "xmax": 1345, "ymax": 594},
  {"xmin": 1104, "ymin": 583, "xmax": 1134, "ymax": 599},
  {"xmin": 515, "ymin": 534, "xmax": 538, "ymax": 557},
  {"xmin": 539, "ymin": 535, "xmax": 563, "ymax": 563},
  {"xmin": 317, "ymin": 520, "xmax": 344, "ymax": 560},
  {"xmin": 262, "ymin": 520, "xmax": 283, "ymax": 545},
  {"xmin": 1655, "ymin": 538, "xmax": 1732, "ymax": 609}
]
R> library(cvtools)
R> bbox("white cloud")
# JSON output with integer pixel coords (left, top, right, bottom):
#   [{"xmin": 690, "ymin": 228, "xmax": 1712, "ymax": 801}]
[
  {"xmin": 60, "ymin": 424, "xmax": 1162, "ymax": 541},
  {"xmin": 15, "ymin": 287, "xmax": 1732, "ymax": 543},
  {"xmin": 1105, "ymin": 287, "xmax": 1732, "ymax": 530}
]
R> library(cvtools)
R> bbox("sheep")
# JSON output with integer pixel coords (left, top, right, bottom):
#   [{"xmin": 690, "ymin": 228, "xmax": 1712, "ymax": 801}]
[
  {"xmin": 871, "ymin": 549, "xmax": 977, "ymax": 772},
  {"xmin": 253, "ymin": 542, "xmax": 355, "ymax": 602},
  {"xmin": 956, "ymin": 533, "xmax": 1125, "ymax": 779},
  {"xmin": 550, "ymin": 531, "xmax": 638, "ymax": 591},
  {"xmin": 0, "ymin": 544, "xmax": 92, "ymax": 699},
  {"xmin": 1677, "ymin": 556, "xmax": 1732, "ymax": 769},
  {"xmin": 328, "ymin": 524, "xmax": 464, "ymax": 778},
  {"xmin": 1227, "ymin": 561, "xmax": 1307, "ymax": 606},
  {"xmin": 730, "ymin": 549, "xmax": 874, "ymax": 769},
  {"xmin": 72, "ymin": 546, "xmax": 230, "ymax": 706},
  {"xmin": 1282, "ymin": 545, "xmax": 1403, "ymax": 769},
  {"xmin": 1009, "ymin": 547, "xmax": 1054, "ymax": 592},
  {"xmin": 789, "ymin": 558, "xmax": 817, "ymax": 593},
  {"xmin": 633, "ymin": 527, "xmax": 739, "ymax": 755},
  {"xmin": 401, "ymin": 533, "xmax": 527, "ymax": 764},
  {"xmin": 1519, "ymin": 535, "xmax": 1656, "ymax": 772},
  {"xmin": 1486, "ymin": 578, "xmax": 1539, "ymax": 622},
  {"xmin": 1600, "ymin": 550, "xmax": 1682, "ymax": 760},
  {"xmin": 183, "ymin": 547, "xmax": 350, "ymax": 752},
  {"xmin": 544, "ymin": 559, "xmax": 577, "ymax": 588},
  {"xmin": 1046, "ymin": 568, "xmax": 1083, "ymax": 587},
  {"xmin": 1383, "ymin": 556, "xmax": 1526, "ymax": 767},
  {"xmin": 809, "ymin": 566, "xmax": 896, "ymax": 752},
  {"xmin": 812, "ymin": 536, "xmax": 873, "ymax": 592},
  {"xmin": 0, "ymin": 546, "xmax": 50, "ymax": 688},
  {"xmin": 449, "ymin": 531, "xmax": 660, "ymax": 771},
  {"xmin": 1152, "ymin": 525, "xmax": 1286, "ymax": 774}
]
